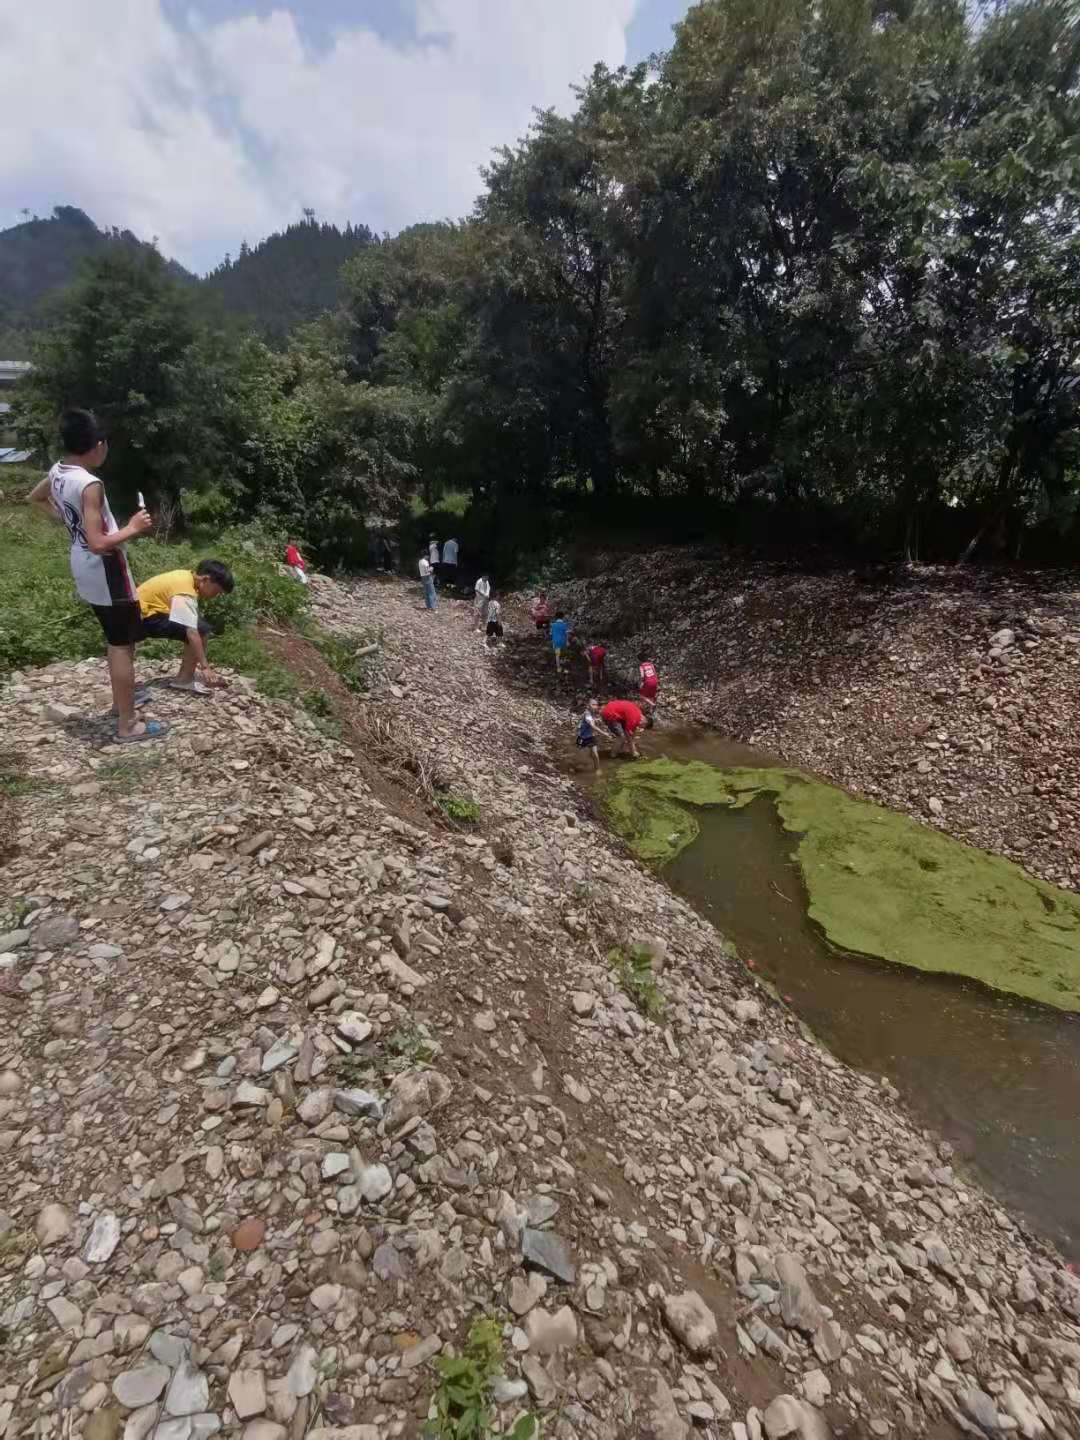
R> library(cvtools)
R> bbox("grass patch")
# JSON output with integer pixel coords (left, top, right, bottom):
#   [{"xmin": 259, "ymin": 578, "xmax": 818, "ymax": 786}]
[
  {"xmin": 435, "ymin": 790, "xmax": 480, "ymax": 825},
  {"xmin": 424, "ymin": 1317, "xmax": 538, "ymax": 1440},
  {"xmin": 608, "ymin": 944, "xmax": 666, "ymax": 1020},
  {"xmin": 95, "ymin": 753, "xmax": 168, "ymax": 790},
  {"xmin": 311, "ymin": 627, "xmax": 381, "ymax": 693},
  {"xmin": 301, "ymin": 687, "xmax": 342, "ymax": 740},
  {"xmin": 0, "ymin": 771, "xmax": 50, "ymax": 799},
  {"xmin": 0, "ymin": 501, "xmax": 309, "ymax": 680}
]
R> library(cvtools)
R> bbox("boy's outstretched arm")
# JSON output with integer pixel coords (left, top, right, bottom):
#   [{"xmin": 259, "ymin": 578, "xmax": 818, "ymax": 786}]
[
  {"xmin": 26, "ymin": 475, "xmax": 60, "ymax": 523},
  {"xmin": 185, "ymin": 627, "xmax": 216, "ymax": 683}
]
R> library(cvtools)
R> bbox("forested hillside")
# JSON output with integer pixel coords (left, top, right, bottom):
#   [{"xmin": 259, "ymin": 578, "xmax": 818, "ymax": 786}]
[
  {"xmin": 0, "ymin": 206, "xmax": 191, "ymax": 357},
  {"xmin": 202, "ymin": 216, "xmax": 376, "ymax": 340},
  {"xmin": 8, "ymin": 0, "xmax": 1080, "ymax": 572}
]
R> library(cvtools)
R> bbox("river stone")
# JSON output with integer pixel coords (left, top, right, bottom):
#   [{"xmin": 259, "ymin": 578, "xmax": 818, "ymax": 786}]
[
  {"xmin": 385, "ymin": 1069, "xmax": 451, "ymax": 1129},
  {"xmin": 84, "ymin": 1212, "xmax": 121, "ymax": 1264},
  {"xmin": 777, "ymin": 1253, "xmax": 823, "ymax": 1334},
  {"xmin": 334, "ymin": 1088, "xmax": 383, "ymax": 1119},
  {"xmin": 165, "ymin": 1358, "xmax": 210, "ymax": 1417},
  {"xmin": 228, "ymin": 1370, "xmax": 266, "ymax": 1419},
  {"xmin": 663, "ymin": 1290, "xmax": 718, "ymax": 1356},
  {"xmin": 525, "ymin": 1305, "xmax": 577, "ymax": 1355},
  {"xmin": 521, "ymin": 1227, "xmax": 576, "ymax": 1284},
  {"xmin": 31, "ymin": 914, "xmax": 80, "ymax": 949},
  {"xmin": 113, "ymin": 1365, "xmax": 170, "ymax": 1409},
  {"xmin": 286, "ymin": 1347, "xmax": 318, "ymax": 1398},
  {"xmin": 0, "ymin": 929, "xmax": 29, "ymax": 952},
  {"xmin": 764, "ymin": 1395, "xmax": 829, "ymax": 1440},
  {"xmin": 760, "ymin": 1128, "xmax": 790, "ymax": 1164},
  {"xmin": 357, "ymin": 1164, "xmax": 393, "ymax": 1202},
  {"xmin": 36, "ymin": 1202, "xmax": 73, "ymax": 1246},
  {"xmin": 645, "ymin": 1372, "xmax": 689, "ymax": 1440}
]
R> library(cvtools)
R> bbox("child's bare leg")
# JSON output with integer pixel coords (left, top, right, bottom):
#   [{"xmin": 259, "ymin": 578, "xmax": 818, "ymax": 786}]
[
  {"xmin": 590, "ymin": 745, "xmax": 600, "ymax": 771},
  {"xmin": 178, "ymin": 636, "xmax": 200, "ymax": 684},
  {"xmin": 108, "ymin": 644, "xmax": 138, "ymax": 737}
]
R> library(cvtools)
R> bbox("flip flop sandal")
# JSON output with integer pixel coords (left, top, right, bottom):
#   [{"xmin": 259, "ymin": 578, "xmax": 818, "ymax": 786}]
[
  {"xmin": 114, "ymin": 719, "xmax": 170, "ymax": 745},
  {"xmin": 164, "ymin": 679, "xmax": 212, "ymax": 696},
  {"xmin": 110, "ymin": 687, "xmax": 152, "ymax": 716}
]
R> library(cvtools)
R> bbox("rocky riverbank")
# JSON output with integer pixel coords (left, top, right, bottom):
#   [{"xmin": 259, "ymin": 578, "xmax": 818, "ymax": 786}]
[
  {"xmin": 549, "ymin": 549, "xmax": 1080, "ymax": 893},
  {"xmin": 2, "ymin": 572, "xmax": 1079, "ymax": 1440}
]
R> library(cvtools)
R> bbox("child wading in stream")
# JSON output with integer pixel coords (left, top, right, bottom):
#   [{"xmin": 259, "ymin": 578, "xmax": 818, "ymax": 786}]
[{"xmin": 576, "ymin": 698, "xmax": 605, "ymax": 771}]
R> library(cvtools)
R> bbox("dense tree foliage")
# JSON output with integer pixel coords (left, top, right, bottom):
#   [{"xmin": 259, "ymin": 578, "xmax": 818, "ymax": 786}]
[
  {"xmin": 11, "ymin": 0, "xmax": 1080, "ymax": 566},
  {"xmin": 203, "ymin": 215, "xmax": 376, "ymax": 342}
]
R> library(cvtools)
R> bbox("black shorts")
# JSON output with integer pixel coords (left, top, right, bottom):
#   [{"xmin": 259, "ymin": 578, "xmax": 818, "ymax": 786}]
[
  {"xmin": 91, "ymin": 601, "xmax": 143, "ymax": 647},
  {"xmin": 486, "ymin": 620, "xmax": 504, "ymax": 638},
  {"xmin": 140, "ymin": 614, "xmax": 212, "ymax": 644},
  {"xmin": 576, "ymin": 736, "xmax": 597, "ymax": 749}
]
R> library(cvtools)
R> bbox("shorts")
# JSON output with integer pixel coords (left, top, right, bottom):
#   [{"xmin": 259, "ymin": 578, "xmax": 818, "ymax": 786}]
[
  {"xmin": 91, "ymin": 601, "xmax": 143, "ymax": 647},
  {"xmin": 640, "ymin": 685, "xmax": 658, "ymax": 703},
  {"xmin": 140, "ymin": 614, "xmax": 212, "ymax": 644},
  {"xmin": 534, "ymin": 618, "xmax": 549, "ymax": 630},
  {"xmin": 486, "ymin": 620, "xmax": 504, "ymax": 638},
  {"xmin": 576, "ymin": 735, "xmax": 597, "ymax": 749}
]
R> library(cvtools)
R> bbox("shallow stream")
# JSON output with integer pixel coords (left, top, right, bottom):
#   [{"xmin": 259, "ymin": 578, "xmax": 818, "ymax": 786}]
[{"xmin": 580, "ymin": 728, "xmax": 1080, "ymax": 1258}]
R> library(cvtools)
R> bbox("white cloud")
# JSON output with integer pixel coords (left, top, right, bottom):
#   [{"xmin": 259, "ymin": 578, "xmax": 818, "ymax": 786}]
[{"xmin": 0, "ymin": 0, "xmax": 636, "ymax": 273}]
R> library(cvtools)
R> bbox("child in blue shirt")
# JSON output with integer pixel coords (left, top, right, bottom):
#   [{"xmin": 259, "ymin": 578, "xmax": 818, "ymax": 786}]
[{"xmin": 551, "ymin": 611, "xmax": 569, "ymax": 673}]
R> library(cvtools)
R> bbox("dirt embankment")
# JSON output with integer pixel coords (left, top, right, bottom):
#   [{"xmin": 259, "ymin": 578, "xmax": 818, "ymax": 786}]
[
  {"xmin": 2, "ymin": 574, "xmax": 1080, "ymax": 1440},
  {"xmin": 550, "ymin": 548, "xmax": 1080, "ymax": 892}
]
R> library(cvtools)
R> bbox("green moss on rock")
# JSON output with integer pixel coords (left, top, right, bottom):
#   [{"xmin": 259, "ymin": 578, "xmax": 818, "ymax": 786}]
[{"xmin": 604, "ymin": 758, "xmax": 1080, "ymax": 1013}]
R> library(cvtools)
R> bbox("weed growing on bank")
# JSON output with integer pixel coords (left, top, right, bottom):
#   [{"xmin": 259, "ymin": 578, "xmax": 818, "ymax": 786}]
[
  {"xmin": 424, "ymin": 1317, "xmax": 538, "ymax": 1440},
  {"xmin": 609, "ymin": 943, "xmax": 666, "ymax": 1020},
  {"xmin": 435, "ymin": 789, "xmax": 480, "ymax": 825}
]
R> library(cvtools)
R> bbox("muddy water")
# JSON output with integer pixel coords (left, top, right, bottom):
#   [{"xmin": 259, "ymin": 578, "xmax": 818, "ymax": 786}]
[{"xmin": 586, "ymin": 728, "xmax": 1080, "ymax": 1258}]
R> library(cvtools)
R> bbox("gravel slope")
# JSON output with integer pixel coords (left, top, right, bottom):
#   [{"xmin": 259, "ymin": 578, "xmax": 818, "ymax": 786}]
[{"xmin": 1, "ymin": 572, "xmax": 1078, "ymax": 1440}]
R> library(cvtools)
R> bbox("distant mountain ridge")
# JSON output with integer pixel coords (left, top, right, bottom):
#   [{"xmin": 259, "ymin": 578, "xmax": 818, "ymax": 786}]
[
  {"xmin": 0, "ymin": 206, "xmax": 375, "ymax": 352},
  {"xmin": 202, "ymin": 216, "xmax": 376, "ymax": 341}
]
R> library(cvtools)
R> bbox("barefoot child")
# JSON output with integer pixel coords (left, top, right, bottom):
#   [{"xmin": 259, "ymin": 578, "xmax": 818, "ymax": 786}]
[
  {"xmin": 550, "ymin": 611, "xmax": 569, "ymax": 674},
  {"xmin": 576, "ymin": 697, "xmax": 604, "ymax": 771},
  {"xmin": 638, "ymin": 649, "xmax": 659, "ymax": 726},
  {"xmin": 25, "ymin": 408, "xmax": 166, "ymax": 743},
  {"xmin": 137, "ymin": 560, "xmax": 235, "ymax": 694},
  {"xmin": 600, "ymin": 697, "xmax": 645, "ymax": 758}
]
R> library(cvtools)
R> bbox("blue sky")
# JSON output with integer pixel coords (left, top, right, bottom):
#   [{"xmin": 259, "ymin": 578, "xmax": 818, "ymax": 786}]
[{"xmin": 2, "ymin": 0, "xmax": 693, "ymax": 273}]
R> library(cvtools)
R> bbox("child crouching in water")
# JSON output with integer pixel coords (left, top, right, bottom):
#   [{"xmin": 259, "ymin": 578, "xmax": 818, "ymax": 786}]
[{"xmin": 576, "ymin": 698, "xmax": 604, "ymax": 771}]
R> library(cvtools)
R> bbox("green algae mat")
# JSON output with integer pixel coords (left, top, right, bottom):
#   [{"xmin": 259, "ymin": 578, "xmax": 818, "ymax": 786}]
[{"xmin": 604, "ymin": 758, "xmax": 1080, "ymax": 1013}]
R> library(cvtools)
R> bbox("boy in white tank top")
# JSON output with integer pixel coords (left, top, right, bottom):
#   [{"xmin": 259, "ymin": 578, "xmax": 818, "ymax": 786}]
[{"xmin": 26, "ymin": 408, "xmax": 166, "ymax": 742}]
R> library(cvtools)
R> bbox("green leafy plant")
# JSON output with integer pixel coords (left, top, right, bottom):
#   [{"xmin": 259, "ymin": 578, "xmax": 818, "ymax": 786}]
[
  {"xmin": 301, "ymin": 687, "xmax": 342, "ymax": 739},
  {"xmin": 424, "ymin": 1318, "xmax": 539, "ymax": 1440},
  {"xmin": 609, "ymin": 944, "xmax": 665, "ymax": 1020},
  {"xmin": 312, "ymin": 628, "xmax": 380, "ymax": 693},
  {"xmin": 435, "ymin": 790, "xmax": 480, "ymax": 825},
  {"xmin": 380, "ymin": 1024, "xmax": 437, "ymax": 1074}
]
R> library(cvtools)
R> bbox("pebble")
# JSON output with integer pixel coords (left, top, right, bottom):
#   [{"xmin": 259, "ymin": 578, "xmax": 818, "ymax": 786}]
[
  {"xmin": 113, "ymin": 1366, "xmax": 170, "ymax": 1409},
  {"xmin": 663, "ymin": 1290, "xmax": 718, "ymax": 1356}
]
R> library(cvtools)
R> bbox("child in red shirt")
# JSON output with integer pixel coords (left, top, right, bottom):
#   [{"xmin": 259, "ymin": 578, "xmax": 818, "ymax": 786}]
[
  {"xmin": 530, "ymin": 590, "xmax": 550, "ymax": 631},
  {"xmin": 600, "ymin": 698, "xmax": 644, "ymax": 758},
  {"xmin": 637, "ymin": 649, "xmax": 659, "ymax": 726},
  {"xmin": 585, "ymin": 642, "xmax": 607, "ymax": 688}
]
